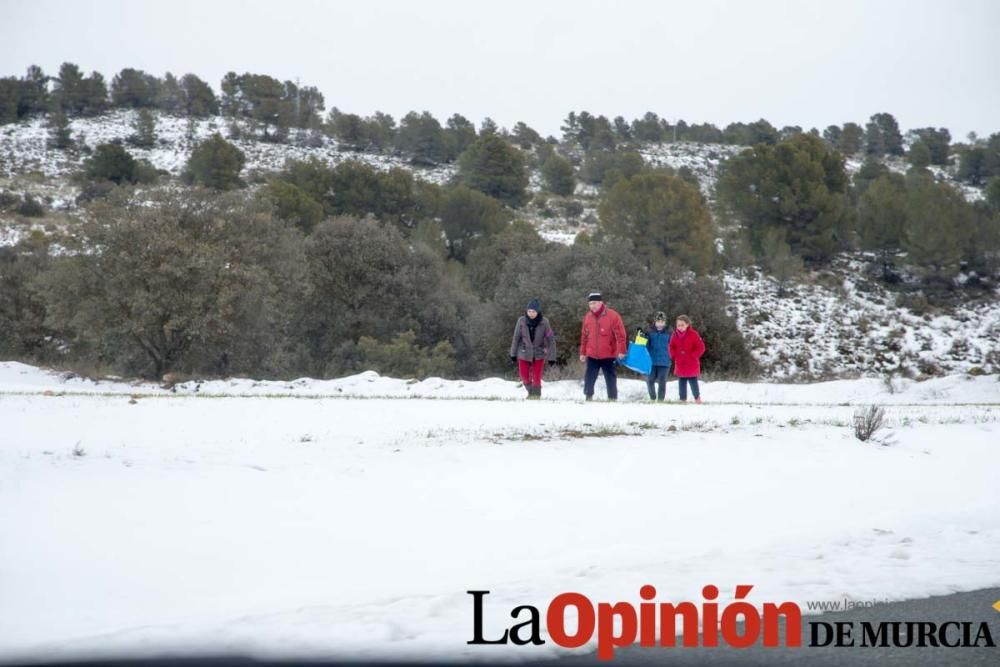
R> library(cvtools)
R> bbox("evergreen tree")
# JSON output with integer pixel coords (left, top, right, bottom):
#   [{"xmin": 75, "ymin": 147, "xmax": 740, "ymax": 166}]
[
  {"xmin": 511, "ymin": 121, "xmax": 542, "ymax": 149},
  {"xmin": 367, "ymin": 111, "xmax": 397, "ymax": 151},
  {"xmin": 0, "ymin": 78, "xmax": 17, "ymax": 123},
  {"xmin": 723, "ymin": 119, "xmax": 779, "ymax": 145},
  {"xmin": 78, "ymin": 70, "xmax": 108, "ymax": 116},
  {"xmin": 180, "ymin": 74, "xmax": 218, "ymax": 117},
  {"xmin": 261, "ymin": 180, "xmax": 324, "ymax": 233},
  {"xmin": 716, "ymin": 133, "xmax": 848, "ymax": 264},
  {"xmin": 53, "ymin": 62, "xmax": 86, "ymax": 115},
  {"xmin": 130, "ymin": 109, "xmax": 157, "ymax": 148},
  {"xmin": 857, "ymin": 175, "xmax": 908, "ymax": 280},
  {"xmin": 38, "ymin": 192, "xmax": 305, "ymax": 378},
  {"xmin": 903, "ymin": 179, "xmax": 976, "ymax": 281},
  {"xmin": 958, "ymin": 146, "xmax": 987, "ymax": 185},
  {"xmin": 157, "ymin": 73, "xmax": 184, "ymax": 113},
  {"xmin": 439, "ymin": 186, "xmax": 511, "ymax": 261},
  {"xmin": 907, "ymin": 140, "xmax": 931, "ymax": 171},
  {"xmin": 839, "ymin": 122, "xmax": 864, "ymax": 155},
  {"xmin": 865, "ymin": 112, "xmax": 904, "ymax": 156},
  {"xmin": 541, "ymin": 153, "xmax": 576, "ymax": 196},
  {"xmin": 327, "ymin": 108, "xmax": 369, "ymax": 150},
  {"xmin": 986, "ymin": 177, "xmax": 1000, "ymax": 213},
  {"xmin": 598, "ymin": 171, "xmax": 717, "ymax": 273},
  {"xmin": 19, "ymin": 65, "xmax": 49, "ymax": 116},
  {"xmin": 111, "ymin": 68, "xmax": 161, "ymax": 108},
  {"xmin": 911, "ymin": 127, "xmax": 951, "ymax": 165},
  {"xmin": 631, "ymin": 112, "xmax": 665, "ymax": 142},
  {"xmin": 444, "ymin": 114, "xmax": 477, "ymax": 160},
  {"xmin": 83, "ymin": 143, "xmax": 139, "ymax": 184},
  {"xmin": 457, "ymin": 133, "xmax": 528, "ymax": 206},
  {"xmin": 822, "ymin": 125, "xmax": 842, "ymax": 147},
  {"xmin": 183, "ymin": 133, "xmax": 245, "ymax": 190},
  {"xmin": 479, "ymin": 117, "xmax": 498, "ymax": 136},
  {"xmin": 396, "ymin": 111, "xmax": 448, "ymax": 164},
  {"xmin": 760, "ymin": 227, "xmax": 803, "ymax": 296},
  {"xmin": 46, "ymin": 102, "xmax": 73, "ymax": 150},
  {"xmin": 613, "ymin": 116, "xmax": 632, "ymax": 142}
]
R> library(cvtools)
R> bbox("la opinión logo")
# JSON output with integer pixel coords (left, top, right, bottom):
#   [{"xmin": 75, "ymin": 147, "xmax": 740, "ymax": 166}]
[
  {"xmin": 468, "ymin": 585, "xmax": 801, "ymax": 659},
  {"xmin": 467, "ymin": 586, "xmax": 998, "ymax": 659}
]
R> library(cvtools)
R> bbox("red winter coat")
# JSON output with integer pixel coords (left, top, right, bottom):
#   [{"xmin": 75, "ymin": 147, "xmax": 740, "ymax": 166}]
[
  {"xmin": 669, "ymin": 327, "xmax": 706, "ymax": 377},
  {"xmin": 579, "ymin": 305, "xmax": 627, "ymax": 359}
]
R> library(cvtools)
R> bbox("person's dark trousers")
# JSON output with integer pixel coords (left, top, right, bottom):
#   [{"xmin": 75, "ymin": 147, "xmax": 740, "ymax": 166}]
[
  {"xmin": 584, "ymin": 357, "xmax": 618, "ymax": 400},
  {"xmin": 678, "ymin": 377, "xmax": 700, "ymax": 401},
  {"xmin": 646, "ymin": 365, "xmax": 670, "ymax": 400}
]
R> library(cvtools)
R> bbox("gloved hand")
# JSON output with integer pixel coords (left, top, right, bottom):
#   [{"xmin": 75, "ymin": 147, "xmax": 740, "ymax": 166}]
[
  {"xmin": 510, "ymin": 356, "xmax": 517, "ymax": 365},
  {"xmin": 548, "ymin": 360, "xmax": 556, "ymax": 367}
]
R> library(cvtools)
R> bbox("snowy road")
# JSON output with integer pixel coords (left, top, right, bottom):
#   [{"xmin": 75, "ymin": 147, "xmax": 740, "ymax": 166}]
[{"xmin": 2, "ymin": 364, "xmax": 999, "ymax": 661}]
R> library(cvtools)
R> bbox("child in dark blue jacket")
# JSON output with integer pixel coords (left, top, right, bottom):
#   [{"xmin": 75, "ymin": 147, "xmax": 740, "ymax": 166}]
[{"xmin": 645, "ymin": 312, "xmax": 672, "ymax": 401}]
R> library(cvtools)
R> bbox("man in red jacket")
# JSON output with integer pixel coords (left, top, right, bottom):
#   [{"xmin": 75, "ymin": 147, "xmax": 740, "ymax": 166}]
[
  {"xmin": 668, "ymin": 314, "xmax": 706, "ymax": 403},
  {"xmin": 579, "ymin": 292, "xmax": 627, "ymax": 401}
]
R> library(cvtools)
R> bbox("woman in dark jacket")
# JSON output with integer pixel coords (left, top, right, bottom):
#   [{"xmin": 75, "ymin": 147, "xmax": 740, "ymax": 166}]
[
  {"xmin": 645, "ymin": 311, "xmax": 672, "ymax": 401},
  {"xmin": 510, "ymin": 298, "xmax": 557, "ymax": 399}
]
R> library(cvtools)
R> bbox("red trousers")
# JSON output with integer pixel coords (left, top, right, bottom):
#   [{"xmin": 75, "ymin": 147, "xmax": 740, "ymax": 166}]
[{"xmin": 518, "ymin": 359, "xmax": 545, "ymax": 387}]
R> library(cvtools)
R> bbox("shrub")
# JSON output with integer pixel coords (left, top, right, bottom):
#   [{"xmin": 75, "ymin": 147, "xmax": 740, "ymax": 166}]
[
  {"xmin": 327, "ymin": 331, "xmax": 456, "ymax": 379},
  {"xmin": 183, "ymin": 133, "xmax": 245, "ymax": 190},
  {"xmin": 16, "ymin": 194, "xmax": 45, "ymax": 217},
  {"xmin": 853, "ymin": 405, "xmax": 887, "ymax": 442}
]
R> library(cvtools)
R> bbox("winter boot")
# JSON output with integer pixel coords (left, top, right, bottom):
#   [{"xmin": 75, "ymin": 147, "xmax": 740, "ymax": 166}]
[
  {"xmin": 695, "ymin": 397, "xmax": 703, "ymax": 404},
  {"xmin": 533, "ymin": 385, "xmax": 542, "ymax": 399}
]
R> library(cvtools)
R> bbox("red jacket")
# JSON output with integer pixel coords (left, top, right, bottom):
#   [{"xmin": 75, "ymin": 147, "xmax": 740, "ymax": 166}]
[
  {"xmin": 579, "ymin": 305, "xmax": 627, "ymax": 359},
  {"xmin": 669, "ymin": 327, "xmax": 705, "ymax": 377}
]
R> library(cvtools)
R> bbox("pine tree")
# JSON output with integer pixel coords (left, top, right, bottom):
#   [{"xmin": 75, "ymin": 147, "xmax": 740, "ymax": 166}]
[
  {"xmin": 857, "ymin": 175, "xmax": 908, "ymax": 280},
  {"xmin": 839, "ymin": 122, "xmax": 864, "ymax": 155},
  {"xmin": 865, "ymin": 113, "xmax": 903, "ymax": 156},
  {"xmin": 903, "ymin": 179, "xmax": 975, "ymax": 281},
  {"xmin": 911, "ymin": 128, "xmax": 951, "ymax": 165},
  {"xmin": 599, "ymin": 171, "xmax": 717, "ymax": 273},
  {"xmin": 396, "ymin": 111, "xmax": 448, "ymax": 164},
  {"xmin": 130, "ymin": 109, "xmax": 157, "ymax": 148},
  {"xmin": 439, "ymin": 186, "xmax": 511, "ymax": 261},
  {"xmin": 541, "ymin": 153, "xmax": 576, "ymax": 196},
  {"xmin": 457, "ymin": 134, "xmax": 528, "ymax": 206},
  {"xmin": 444, "ymin": 114, "xmax": 476, "ymax": 160},
  {"xmin": 157, "ymin": 73, "xmax": 184, "ymax": 114},
  {"xmin": 46, "ymin": 102, "xmax": 73, "ymax": 150},
  {"xmin": 907, "ymin": 140, "xmax": 931, "ymax": 171},
  {"xmin": 716, "ymin": 134, "xmax": 848, "ymax": 264},
  {"xmin": 183, "ymin": 133, "xmax": 245, "ymax": 190},
  {"xmin": 760, "ymin": 227, "xmax": 803, "ymax": 296},
  {"xmin": 83, "ymin": 143, "xmax": 138, "ymax": 184}
]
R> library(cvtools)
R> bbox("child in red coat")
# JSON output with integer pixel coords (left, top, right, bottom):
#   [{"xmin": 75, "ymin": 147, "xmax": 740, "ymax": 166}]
[{"xmin": 668, "ymin": 314, "xmax": 706, "ymax": 403}]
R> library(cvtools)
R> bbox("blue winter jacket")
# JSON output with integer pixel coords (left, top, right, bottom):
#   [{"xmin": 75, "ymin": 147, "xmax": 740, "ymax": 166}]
[{"xmin": 646, "ymin": 328, "xmax": 672, "ymax": 367}]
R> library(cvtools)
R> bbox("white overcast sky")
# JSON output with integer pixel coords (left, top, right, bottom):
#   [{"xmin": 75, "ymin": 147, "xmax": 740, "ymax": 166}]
[{"xmin": 1, "ymin": 0, "xmax": 998, "ymax": 139}]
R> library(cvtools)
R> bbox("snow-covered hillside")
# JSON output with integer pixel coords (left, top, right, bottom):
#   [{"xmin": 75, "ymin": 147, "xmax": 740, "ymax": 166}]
[
  {"xmin": 1, "ymin": 112, "xmax": 996, "ymax": 382},
  {"xmin": 725, "ymin": 260, "xmax": 1000, "ymax": 379},
  {"xmin": 0, "ymin": 110, "xmax": 456, "ymax": 188},
  {"xmin": 1, "ymin": 362, "xmax": 998, "ymax": 661}
]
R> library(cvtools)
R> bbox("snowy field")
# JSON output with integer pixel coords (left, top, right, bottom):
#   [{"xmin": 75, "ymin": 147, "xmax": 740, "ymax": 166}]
[{"xmin": 2, "ymin": 362, "xmax": 999, "ymax": 662}]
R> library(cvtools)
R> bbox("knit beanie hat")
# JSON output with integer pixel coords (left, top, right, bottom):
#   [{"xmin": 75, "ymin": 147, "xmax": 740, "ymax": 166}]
[
  {"xmin": 587, "ymin": 292, "xmax": 603, "ymax": 302},
  {"xmin": 526, "ymin": 298, "xmax": 541, "ymax": 312}
]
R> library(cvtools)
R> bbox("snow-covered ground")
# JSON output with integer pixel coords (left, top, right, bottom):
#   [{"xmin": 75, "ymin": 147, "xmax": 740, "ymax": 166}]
[
  {"xmin": 639, "ymin": 142, "xmax": 745, "ymax": 198},
  {"xmin": 2, "ymin": 362, "xmax": 999, "ymax": 662},
  {"xmin": 0, "ymin": 110, "xmax": 456, "ymax": 186},
  {"xmin": 725, "ymin": 261, "xmax": 1000, "ymax": 379}
]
